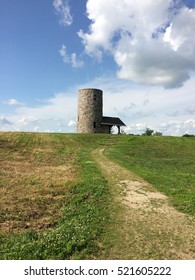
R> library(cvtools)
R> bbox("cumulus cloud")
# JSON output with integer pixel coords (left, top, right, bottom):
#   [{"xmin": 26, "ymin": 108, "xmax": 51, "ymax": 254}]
[
  {"xmin": 124, "ymin": 119, "xmax": 195, "ymax": 136},
  {"xmin": 13, "ymin": 117, "xmax": 67, "ymax": 133},
  {"xmin": 79, "ymin": 0, "xmax": 195, "ymax": 88},
  {"xmin": 53, "ymin": 0, "xmax": 73, "ymax": 26},
  {"xmin": 1, "ymin": 91, "xmax": 78, "ymax": 133},
  {"xmin": 0, "ymin": 76, "xmax": 194, "ymax": 135},
  {"xmin": 159, "ymin": 119, "xmax": 195, "ymax": 136},
  {"xmin": 15, "ymin": 92, "xmax": 77, "ymax": 120},
  {"xmin": 59, "ymin": 45, "xmax": 84, "ymax": 68}
]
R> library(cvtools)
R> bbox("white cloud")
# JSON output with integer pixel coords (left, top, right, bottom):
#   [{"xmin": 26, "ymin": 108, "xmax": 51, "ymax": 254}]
[
  {"xmin": 13, "ymin": 117, "xmax": 67, "ymax": 133},
  {"xmin": 71, "ymin": 53, "xmax": 84, "ymax": 68},
  {"xmin": 159, "ymin": 119, "xmax": 195, "ymax": 136},
  {"xmin": 0, "ymin": 89, "xmax": 78, "ymax": 132},
  {"xmin": 59, "ymin": 45, "xmax": 84, "ymax": 68},
  {"xmin": 15, "ymin": 92, "xmax": 77, "ymax": 120},
  {"xmin": 0, "ymin": 115, "xmax": 12, "ymax": 126},
  {"xmin": 4, "ymin": 98, "xmax": 24, "ymax": 106},
  {"xmin": 59, "ymin": 44, "xmax": 69, "ymax": 63},
  {"xmin": 68, "ymin": 120, "xmax": 76, "ymax": 127},
  {"xmin": 124, "ymin": 119, "xmax": 195, "ymax": 136},
  {"xmin": 79, "ymin": 0, "xmax": 195, "ymax": 88},
  {"xmin": 124, "ymin": 123, "xmax": 148, "ymax": 135},
  {"xmin": 53, "ymin": 0, "xmax": 73, "ymax": 26},
  {"xmin": 83, "ymin": 75, "xmax": 195, "ymax": 135},
  {"xmin": 0, "ymin": 75, "xmax": 194, "ymax": 136}
]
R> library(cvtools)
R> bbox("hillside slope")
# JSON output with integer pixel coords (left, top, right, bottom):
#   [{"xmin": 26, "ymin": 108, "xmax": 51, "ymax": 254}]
[
  {"xmin": 0, "ymin": 132, "xmax": 194, "ymax": 259},
  {"xmin": 93, "ymin": 148, "xmax": 195, "ymax": 259}
]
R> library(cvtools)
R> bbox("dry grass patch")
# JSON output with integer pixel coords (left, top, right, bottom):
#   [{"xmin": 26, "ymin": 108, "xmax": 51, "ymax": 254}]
[
  {"xmin": 0, "ymin": 133, "xmax": 78, "ymax": 233},
  {"xmin": 0, "ymin": 160, "xmax": 77, "ymax": 233}
]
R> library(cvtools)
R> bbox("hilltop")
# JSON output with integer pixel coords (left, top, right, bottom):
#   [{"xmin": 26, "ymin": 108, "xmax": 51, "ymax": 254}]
[{"xmin": 0, "ymin": 132, "xmax": 194, "ymax": 259}]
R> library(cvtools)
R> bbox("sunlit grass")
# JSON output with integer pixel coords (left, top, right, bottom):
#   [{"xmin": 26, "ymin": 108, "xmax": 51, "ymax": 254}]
[
  {"xmin": 0, "ymin": 132, "xmax": 194, "ymax": 259},
  {"xmin": 106, "ymin": 135, "xmax": 195, "ymax": 216}
]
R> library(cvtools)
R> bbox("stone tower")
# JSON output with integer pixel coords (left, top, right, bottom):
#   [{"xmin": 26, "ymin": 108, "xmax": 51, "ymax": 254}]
[{"xmin": 77, "ymin": 88, "xmax": 103, "ymax": 133}]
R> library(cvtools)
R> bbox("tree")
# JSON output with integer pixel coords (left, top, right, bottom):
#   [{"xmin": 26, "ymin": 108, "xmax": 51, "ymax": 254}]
[
  {"xmin": 153, "ymin": 131, "xmax": 163, "ymax": 136},
  {"xmin": 142, "ymin": 128, "xmax": 154, "ymax": 136}
]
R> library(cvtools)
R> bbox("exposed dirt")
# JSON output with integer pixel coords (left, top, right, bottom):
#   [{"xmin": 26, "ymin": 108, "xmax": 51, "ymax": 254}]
[{"xmin": 93, "ymin": 148, "xmax": 195, "ymax": 259}]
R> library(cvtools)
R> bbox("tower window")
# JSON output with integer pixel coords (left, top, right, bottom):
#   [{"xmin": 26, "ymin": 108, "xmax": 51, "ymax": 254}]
[
  {"xmin": 94, "ymin": 94, "xmax": 96, "ymax": 101},
  {"xmin": 93, "ymin": 122, "xmax": 96, "ymax": 128}
]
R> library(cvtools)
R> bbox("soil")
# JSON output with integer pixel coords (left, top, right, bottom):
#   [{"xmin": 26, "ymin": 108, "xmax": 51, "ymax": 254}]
[{"xmin": 92, "ymin": 148, "xmax": 195, "ymax": 260}]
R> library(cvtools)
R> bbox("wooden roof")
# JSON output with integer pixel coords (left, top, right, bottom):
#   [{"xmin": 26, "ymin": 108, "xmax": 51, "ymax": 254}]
[{"xmin": 101, "ymin": 116, "xmax": 126, "ymax": 126}]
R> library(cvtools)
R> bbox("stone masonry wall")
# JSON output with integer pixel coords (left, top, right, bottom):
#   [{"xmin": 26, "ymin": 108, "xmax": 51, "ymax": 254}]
[{"xmin": 77, "ymin": 88, "xmax": 103, "ymax": 133}]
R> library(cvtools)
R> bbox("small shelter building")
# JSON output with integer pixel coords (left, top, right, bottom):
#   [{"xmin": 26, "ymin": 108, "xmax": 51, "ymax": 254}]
[{"xmin": 101, "ymin": 117, "xmax": 126, "ymax": 134}]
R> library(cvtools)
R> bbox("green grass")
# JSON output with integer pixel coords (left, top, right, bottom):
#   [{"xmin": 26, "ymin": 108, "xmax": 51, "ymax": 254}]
[
  {"xmin": 0, "ymin": 133, "xmax": 111, "ymax": 259},
  {"xmin": 0, "ymin": 132, "xmax": 194, "ymax": 259},
  {"xmin": 106, "ymin": 135, "xmax": 195, "ymax": 216}
]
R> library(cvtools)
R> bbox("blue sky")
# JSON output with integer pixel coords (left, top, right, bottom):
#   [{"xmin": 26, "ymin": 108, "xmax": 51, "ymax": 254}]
[{"xmin": 0, "ymin": 0, "xmax": 195, "ymax": 135}]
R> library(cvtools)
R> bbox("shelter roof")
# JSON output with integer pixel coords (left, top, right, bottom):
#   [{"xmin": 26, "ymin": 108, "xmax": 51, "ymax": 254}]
[{"xmin": 101, "ymin": 116, "xmax": 126, "ymax": 126}]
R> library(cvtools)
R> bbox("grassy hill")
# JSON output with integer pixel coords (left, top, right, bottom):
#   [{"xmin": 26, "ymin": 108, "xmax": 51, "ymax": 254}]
[
  {"xmin": 0, "ymin": 132, "xmax": 194, "ymax": 259},
  {"xmin": 107, "ymin": 135, "xmax": 195, "ymax": 216}
]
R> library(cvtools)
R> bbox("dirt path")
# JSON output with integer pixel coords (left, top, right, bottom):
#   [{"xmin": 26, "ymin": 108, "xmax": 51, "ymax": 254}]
[{"xmin": 92, "ymin": 148, "xmax": 195, "ymax": 259}]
